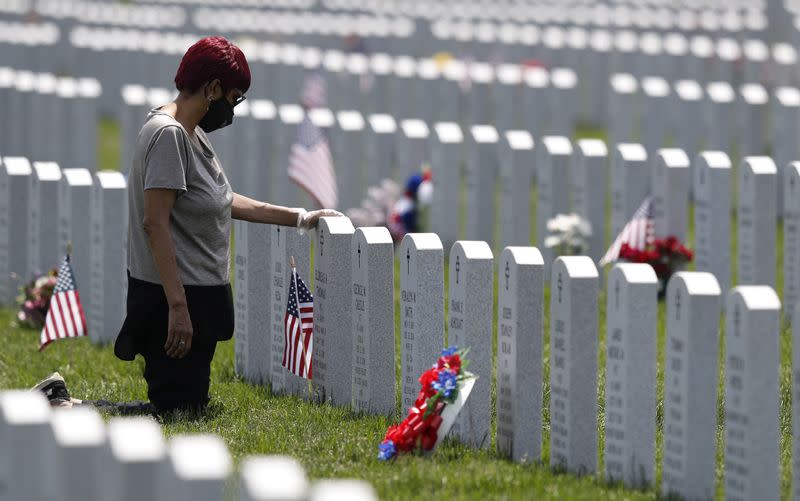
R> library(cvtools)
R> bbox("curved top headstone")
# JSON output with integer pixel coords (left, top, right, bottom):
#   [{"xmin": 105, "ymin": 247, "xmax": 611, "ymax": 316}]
[
  {"xmin": 401, "ymin": 232, "xmax": 442, "ymax": 251},
  {"xmin": 698, "ymin": 151, "xmax": 732, "ymax": 169},
  {"xmin": 729, "ymin": 285, "xmax": 781, "ymax": 311},
  {"xmin": 502, "ymin": 246, "xmax": 543, "ymax": 265},
  {"xmin": 505, "ymin": 130, "xmax": 534, "ymax": 150},
  {"xmin": 51, "ymin": 406, "xmax": 105, "ymax": 447},
  {"xmin": 471, "ymin": 125, "xmax": 499, "ymax": 143},
  {"xmin": 434, "ymin": 122, "xmax": 463, "ymax": 143},
  {"xmin": 2, "ymin": 157, "xmax": 32, "ymax": 175},
  {"xmin": 669, "ymin": 271, "xmax": 721, "ymax": 296},
  {"xmin": 452, "ymin": 240, "xmax": 493, "ymax": 260},
  {"xmin": 577, "ymin": 139, "xmax": 608, "ymax": 157},
  {"xmin": 0, "ymin": 391, "xmax": 50, "ymax": 425},
  {"xmin": 107, "ymin": 417, "xmax": 165, "ymax": 462},
  {"xmin": 542, "ymin": 136, "xmax": 572, "ymax": 156},
  {"xmin": 400, "ymin": 119, "xmax": 429, "ymax": 138},
  {"xmin": 742, "ymin": 156, "xmax": 777, "ymax": 175},
  {"xmin": 616, "ymin": 143, "xmax": 647, "ymax": 162},
  {"xmin": 168, "ymin": 434, "xmax": 232, "ymax": 480},
  {"xmin": 241, "ymin": 456, "xmax": 308, "ymax": 501},
  {"xmin": 368, "ymin": 114, "xmax": 396, "ymax": 134},
  {"xmin": 775, "ymin": 87, "xmax": 800, "ymax": 107},
  {"xmin": 554, "ymin": 255, "xmax": 598, "ymax": 279},
  {"xmin": 611, "ymin": 262, "xmax": 657, "ymax": 284}
]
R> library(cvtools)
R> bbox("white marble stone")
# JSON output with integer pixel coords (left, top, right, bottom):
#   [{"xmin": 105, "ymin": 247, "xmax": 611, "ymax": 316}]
[
  {"xmin": 694, "ymin": 152, "xmax": 732, "ymax": 294},
  {"xmin": 705, "ymin": 82, "xmax": 736, "ymax": 152},
  {"xmin": 662, "ymin": 272, "xmax": 722, "ymax": 501},
  {"xmin": 89, "ymin": 171, "xmax": 127, "ymax": 344},
  {"xmin": 312, "ymin": 217, "xmax": 355, "ymax": 406},
  {"xmin": 239, "ymin": 456, "xmax": 308, "ymax": 501},
  {"xmin": 499, "ymin": 131, "xmax": 534, "ymax": 248},
  {"xmin": 0, "ymin": 157, "xmax": 32, "ymax": 305},
  {"xmin": 333, "ymin": 111, "xmax": 365, "ymax": 211},
  {"xmin": 465, "ymin": 125, "xmax": 499, "ymax": 245},
  {"xmin": 28, "ymin": 162, "xmax": 61, "ymax": 276},
  {"xmin": 738, "ymin": 83, "xmax": 768, "ymax": 156},
  {"xmin": 430, "ymin": 122, "xmax": 463, "ymax": 250},
  {"xmin": 309, "ymin": 480, "xmax": 377, "ymax": 501},
  {"xmin": 537, "ymin": 136, "xmax": 573, "ymax": 276},
  {"xmin": 737, "ymin": 157, "xmax": 777, "ymax": 288},
  {"xmin": 49, "ymin": 406, "xmax": 106, "ymax": 501},
  {"xmin": 549, "ymin": 256, "xmax": 598, "ymax": 475},
  {"xmin": 160, "ymin": 435, "xmax": 231, "ymax": 501},
  {"xmin": 351, "ymin": 227, "xmax": 395, "ymax": 416},
  {"xmin": 448, "ymin": 241, "xmax": 493, "ymax": 448},
  {"xmin": 772, "ymin": 87, "xmax": 800, "ymax": 217},
  {"xmin": 652, "ymin": 149, "xmax": 690, "ymax": 241},
  {"xmin": 496, "ymin": 247, "xmax": 543, "ymax": 462},
  {"xmin": 0, "ymin": 391, "xmax": 51, "ymax": 501},
  {"xmin": 396, "ymin": 119, "xmax": 429, "ymax": 182},
  {"xmin": 98, "ymin": 417, "xmax": 166, "ymax": 501},
  {"xmin": 672, "ymin": 80, "xmax": 705, "ymax": 157},
  {"xmin": 572, "ymin": 140, "xmax": 608, "ymax": 264},
  {"xmin": 58, "ymin": 168, "xmax": 93, "ymax": 311},
  {"xmin": 365, "ymin": 114, "xmax": 397, "ymax": 188},
  {"xmin": 399, "ymin": 233, "xmax": 444, "ymax": 411},
  {"xmin": 724, "ymin": 287, "xmax": 781, "ymax": 501},
  {"xmin": 604, "ymin": 264, "xmax": 657, "ymax": 488},
  {"xmin": 786, "ymin": 163, "xmax": 800, "ymax": 324},
  {"xmin": 641, "ymin": 76, "xmax": 670, "ymax": 154},
  {"xmin": 611, "ymin": 144, "xmax": 649, "ymax": 239},
  {"xmin": 608, "ymin": 73, "xmax": 638, "ymax": 144}
]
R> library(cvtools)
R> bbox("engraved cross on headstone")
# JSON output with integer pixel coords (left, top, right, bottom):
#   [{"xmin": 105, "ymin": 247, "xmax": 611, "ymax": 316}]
[
  {"xmin": 455, "ymin": 255, "xmax": 461, "ymax": 284},
  {"xmin": 614, "ymin": 279, "xmax": 620, "ymax": 311},
  {"xmin": 319, "ymin": 228, "xmax": 324, "ymax": 256},
  {"xmin": 504, "ymin": 261, "xmax": 510, "ymax": 290},
  {"xmin": 357, "ymin": 242, "xmax": 361, "ymax": 268},
  {"xmin": 406, "ymin": 247, "xmax": 410, "ymax": 275},
  {"xmin": 675, "ymin": 288, "xmax": 681, "ymax": 320},
  {"xmin": 557, "ymin": 272, "xmax": 563, "ymax": 302}
]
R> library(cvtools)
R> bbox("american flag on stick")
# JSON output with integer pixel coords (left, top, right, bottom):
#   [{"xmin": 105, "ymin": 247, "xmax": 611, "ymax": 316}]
[
  {"xmin": 283, "ymin": 256, "xmax": 314, "ymax": 379},
  {"xmin": 599, "ymin": 197, "xmax": 655, "ymax": 266},
  {"xmin": 288, "ymin": 116, "xmax": 338, "ymax": 210},
  {"xmin": 40, "ymin": 252, "xmax": 88, "ymax": 350}
]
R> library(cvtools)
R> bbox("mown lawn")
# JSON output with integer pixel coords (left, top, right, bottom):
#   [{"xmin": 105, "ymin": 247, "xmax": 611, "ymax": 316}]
[{"xmin": 0, "ymin": 120, "xmax": 794, "ymax": 500}]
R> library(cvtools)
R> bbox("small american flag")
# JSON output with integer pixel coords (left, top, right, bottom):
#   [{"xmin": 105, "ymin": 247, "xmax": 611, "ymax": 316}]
[
  {"xmin": 283, "ymin": 262, "xmax": 314, "ymax": 379},
  {"xmin": 40, "ymin": 254, "xmax": 88, "ymax": 350},
  {"xmin": 288, "ymin": 116, "xmax": 338, "ymax": 210},
  {"xmin": 599, "ymin": 197, "xmax": 655, "ymax": 266}
]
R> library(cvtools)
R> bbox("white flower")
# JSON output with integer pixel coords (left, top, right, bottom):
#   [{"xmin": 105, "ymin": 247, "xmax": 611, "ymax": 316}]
[{"xmin": 544, "ymin": 236, "xmax": 562, "ymax": 249}]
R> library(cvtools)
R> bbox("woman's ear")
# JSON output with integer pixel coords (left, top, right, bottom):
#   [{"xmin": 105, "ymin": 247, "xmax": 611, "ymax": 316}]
[{"xmin": 204, "ymin": 79, "xmax": 223, "ymax": 100}]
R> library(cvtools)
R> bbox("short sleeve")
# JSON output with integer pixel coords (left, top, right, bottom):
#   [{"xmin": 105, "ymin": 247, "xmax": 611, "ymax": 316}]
[{"xmin": 143, "ymin": 125, "xmax": 189, "ymax": 194}]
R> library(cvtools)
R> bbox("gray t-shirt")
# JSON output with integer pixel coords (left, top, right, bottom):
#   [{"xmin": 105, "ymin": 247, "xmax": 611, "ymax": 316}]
[{"xmin": 128, "ymin": 109, "xmax": 233, "ymax": 286}]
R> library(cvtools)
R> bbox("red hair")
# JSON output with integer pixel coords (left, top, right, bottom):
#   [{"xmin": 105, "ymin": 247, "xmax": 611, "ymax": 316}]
[{"xmin": 174, "ymin": 36, "xmax": 251, "ymax": 94}]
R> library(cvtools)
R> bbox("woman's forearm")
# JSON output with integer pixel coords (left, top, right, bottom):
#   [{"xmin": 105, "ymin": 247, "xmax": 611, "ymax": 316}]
[
  {"xmin": 144, "ymin": 222, "xmax": 186, "ymax": 308},
  {"xmin": 231, "ymin": 193, "xmax": 302, "ymax": 226}
]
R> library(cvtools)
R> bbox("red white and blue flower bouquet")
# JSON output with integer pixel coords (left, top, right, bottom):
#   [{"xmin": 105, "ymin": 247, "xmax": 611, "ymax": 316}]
[{"xmin": 378, "ymin": 347, "xmax": 476, "ymax": 461}]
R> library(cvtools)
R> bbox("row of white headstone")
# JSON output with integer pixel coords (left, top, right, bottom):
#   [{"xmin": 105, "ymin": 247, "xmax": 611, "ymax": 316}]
[
  {"xmin": 0, "ymin": 157, "xmax": 127, "ymax": 344},
  {"xmin": 0, "ymin": 391, "xmax": 377, "ymax": 501},
  {"xmin": 0, "ymin": 67, "xmax": 102, "ymax": 171},
  {"xmin": 234, "ymin": 219, "xmax": 791, "ymax": 500}
]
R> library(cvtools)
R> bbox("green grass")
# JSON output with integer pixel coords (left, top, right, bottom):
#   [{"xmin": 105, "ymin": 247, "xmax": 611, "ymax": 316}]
[{"xmin": 1, "ymin": 120, "xmax": 788, "ymax": 499}]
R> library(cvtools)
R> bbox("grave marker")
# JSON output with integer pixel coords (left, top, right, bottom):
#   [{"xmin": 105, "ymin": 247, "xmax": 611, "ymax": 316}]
[
  {"xmin": 499, "ymin": 131, "xmax": 534, "ymax": 248},
  {"xmin": 737, "ymin": 157, "xmax": 777, "ymax": 288},
  {"xmin": 604, "ymin": 264, "xmax": 657, "ymax": 488},
  {"xmin": 233, "ymin": 221, "xmax": 272, "ymax": 384},
  {"xmin": 549, "ymin": 256, "xmax": 598, "ymax": 475},
  {"xmin": 694, "ymin": 152, "xmax": 732, "ymax": 294},
  {"xmin": 465, "ymin": 125, "xmax": 499, "ymax": 245},
  {"xmin": 738, "ymin": 83, "xmax": 768, "ymax": 156},
  {"xmin": 58, "ymin": 168, "xmax": 93, "ymax": 314},
  {"xmin": 0, "ymin": 391, "xmax": 51, "ymax": 501},
  {"xmin": 773, "ymin": 87, "xmax": 800, "ymax": 217},
  {"xmin": 365, "ymin": 114, "xmax": 397, "ymax": 188},
  {"xmin": 240, "ymin": 456, "xmax": 308, "ymax": 501},
  {"xmin": 89, "ymin": 171, "xmax": 127, "ymax": 344},
  {"xmin": 496, "ymin": 247, "xmax": 543, "ymax": 462},
  {"xmin": 611, "ymin": 144, "xmax": 649, "ymax": 238},
  {"xmin": 0, "ymin": 157, "xmax": 32, "ymax": 305},
  {"xmin": 430, "ymin": 122, "xmax": 463, "ymax": 250},
  {"xmin": 49, "ymin": 406, "xmax": 107, "ymax": 501},
  {"xmin": 572, "ymin": 140, "xmax": 608, "ymax": 264},
  {"xmin": 333, "ymin": 111, "xmax": 365, "ymax": 211},
  {"xmin": 786, "ymin": 163, "xmax": 800, "ymax": 324},
  {"xmin": 661, "ymin": 272, "xmax": 722, "ymax": 501},
  {"xmin": 29, "ymin": 162, "xmax": 61, "ymax": 277},
  {"xmin": 312, "ymin": 217, "xmax": 355, "ymax": 406},
  {"xmin": 399, "ymin": 233, "xmax": 444, "ymax": 412},
  {"xmin": 673, "ymin": 80, "xmax": 705, "ymax": 157},
  {"xmin": 448, "ymin": 241, "xmax": 493, "ymax": 448},
  {"xmin": 99, "ymin": 417, "xmax": 166, "ymax": 501},
  {"xmin": 162, "ymin": 435, "xmax": 231, "ymax": 501},
  {"xmin": 396, "ymin": 119, "xmax": 429, "ymax": 182},
  {"xmin": 537, "ymin": 136, "xmax": 573, "ymax": 275},
  {"xmin": 641, "ymin": 76, "xmax": 670, "ymax": 154},
  {"xmin": 652, "ymin": 149, "xmax": 690, "ymax": 241},
  {"xmin": 724, "ymin": 287, "xmax": 781, "ymax": 501},
  {"xmin": 705, "ymin": 82, "xmax": 736, "ymax": 152},
  {"xmin": 351, "ymin": 227, "xmax": 395, "ymax": 416}
]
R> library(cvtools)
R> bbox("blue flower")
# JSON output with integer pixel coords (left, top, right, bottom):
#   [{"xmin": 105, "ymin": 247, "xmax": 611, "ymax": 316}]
[
  {"xmin": 378, "ymin": 440, "xmax": 396, "ymax": 461},
  {"xmin": 432, "ymin": 369, "xmax": 458, "ymax": 398},
  {"xmin": 441, "ymin": 346, "xmax": 458, "ymax": 357}
]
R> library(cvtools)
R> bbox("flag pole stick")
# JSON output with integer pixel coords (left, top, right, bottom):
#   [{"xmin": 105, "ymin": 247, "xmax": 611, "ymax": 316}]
[
  {"xmin": 290, "ymin": 255, "xmax": 296, "ymax": 269},
  {"xmin": 66, "ymin": 241, "xmax": 72, "ymax": 257}
]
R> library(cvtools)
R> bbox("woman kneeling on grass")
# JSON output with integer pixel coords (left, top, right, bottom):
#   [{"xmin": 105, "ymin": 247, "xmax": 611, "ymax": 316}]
[{"xmin": 32, "ymin": 36, "xmax": 341, "ymax": 415}]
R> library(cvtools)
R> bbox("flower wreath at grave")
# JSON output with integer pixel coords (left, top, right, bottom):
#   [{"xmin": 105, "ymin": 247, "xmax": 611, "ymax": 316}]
[
  {"xmin": 15, "ymin": 269, "xmax": 57, "ymax": 329},
  {"xmin": 378, "ymin": 346, "xmax": 476, "ymax": 461},
  {"xmin": 619, "ymin": 236, "xmax": 693, "ymax": 293}
]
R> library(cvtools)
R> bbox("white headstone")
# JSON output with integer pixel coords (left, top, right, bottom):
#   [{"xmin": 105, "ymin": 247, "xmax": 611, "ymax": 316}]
[
  {"xmin": 611, "ymin": 144, "xmax": 649, "ymax": 239},
  {"xmin": 162, "ymin": 435, "xmax": 231, "ymax": 501},
  {"xmin": 233, "ymin": 221, "xmax": 272, "ymax": 384},
  {"xmin": 499, "ymin": 131, "xmax": 534, "ymax": 248},
  {"xmin": 309, "ymin": 480, "xmax": 377, "ymax": 501},
  {"xmin": 351, "ymin": 227, "xmax": 395, "ymax": 415},
  {"xmin": 738, "ymin": 83, "xmax": 768, "ymax": 156},
  {"xmin": 89, "ymin": 171, "xmax": 127, "ymax": 344},
  {"xmin": 604, "ymin": 263, "xmax": 657, "ymax": 488},
  {"xmin": 672, "ymin": 80, "xmax": 705, "ymax": 157},
  {"xmin": 465, "ymin": 125, "xmax": 499, "ymax": 245},
  {"xmin": 448, "ymin": 241, "xmax": 493, "ymax": 448},
  {"xmin": 333, "ymin": 111, "xmax": 365, "ymax": 211},
  {"xmin": 549, "ymin": 256, "xmax": 598, "ymax": 475},
  {"xmin": 399, "ymin": 233, "xmax": 444, "ymax": 412},
  {"xmin": 737, "ymin": 157, "xmax": 777, "ymax": 288},
  {"xmin": 572, "ymin": 140, "xmax": 608, "ymax": 264},
  {"xmin": 49, "ymin": 406, "xmax": 107, "ymax": 501},
  {"xmin": 694, "ymin": 152, "xmax": 732, "ymax": 294},
  {"xmin": 58, "ymin": 168, "xmax": 93, "ymax": 312},
  {"xmin": 705, "ymin": 81, "xmax": 736, "ymax": 152},
  {"xmin": 99, "ymin": 417, "xmax": 166, "ymax": 501},
  {"xmin": 239, "ymin": 456, "xmax": 308, "ymax": 501},
  {"xmin": 652, "ymin": 149, "xmax": 690, "ymax": 241},
  {"xmin": 724, "ymin": 287, "xmax": 781, "ymax": 501},
  {"xmin": 537, "ymin": 136, "xmax": 573, "ymax": 275},
  {"xmin": 786, "ymin": 163, "xmax": 800, "ymax": 324},
  {"xmin": 608, "ymin": 73, "xmax": 638, "ymax": 144},
  {"xmin": 0, "ymin": 157, "xmax": 32, "ymax": 305},
  {"xmin": 641, "ymin": 76, "xmax": 670, "ymax": 153},
  {"xmin": 661, "ymin": 272, "xmax": 722, "ymax": 501},
  {"xmin": 29, "ymin": 162, "xmax": 61, "ymax": 276},
  {"xmin": 396, "ymin": 119, "xmax": 429, "ymax": 182},
  {"xmin": 430, "ymin": 122, "xmax": 463, "ymax": 250},
  {"xmin": 496, "ymin": 247, "xmax": 543, "ymax": 462},
  {"xmin": 0, "ymin": 391, "xmax": 51, "ymax": 501},
  {"xmin": 365, "ymin": 114, "xmax": 396, "ymax": 188},
  {"xmin": 312, "ymin": 217, "xmax": 355, "ymax": 406},
  {"xmin": 773, "ymin": 87, "xmax": 800, "ymax": 217}
]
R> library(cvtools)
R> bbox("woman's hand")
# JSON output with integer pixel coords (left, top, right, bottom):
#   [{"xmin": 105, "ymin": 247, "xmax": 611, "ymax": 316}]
[
  {"xmin": 297, "ymin": 209, "xmax": 345, "ymax": 230},
  {"xmin": 165, "ymin": 303, "xmax": 193, "ymax": 358}
]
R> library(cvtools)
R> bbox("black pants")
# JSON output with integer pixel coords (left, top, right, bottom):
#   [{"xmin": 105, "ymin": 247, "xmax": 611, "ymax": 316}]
[{"xmin": 115, "ymin": 274, "xmax": 234, "ymax": 414}]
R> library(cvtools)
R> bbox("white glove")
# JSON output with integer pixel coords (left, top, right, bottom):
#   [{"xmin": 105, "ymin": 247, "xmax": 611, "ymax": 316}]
[{"xmin": 296, "ymin": 208, "xmax": 345, "ymax": 233}]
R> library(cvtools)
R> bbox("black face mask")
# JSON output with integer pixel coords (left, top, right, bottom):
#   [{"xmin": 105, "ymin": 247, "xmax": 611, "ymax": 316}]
[{"xmin": 198, "ymin": 97, "xmax": 234, "ymax": 133}]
